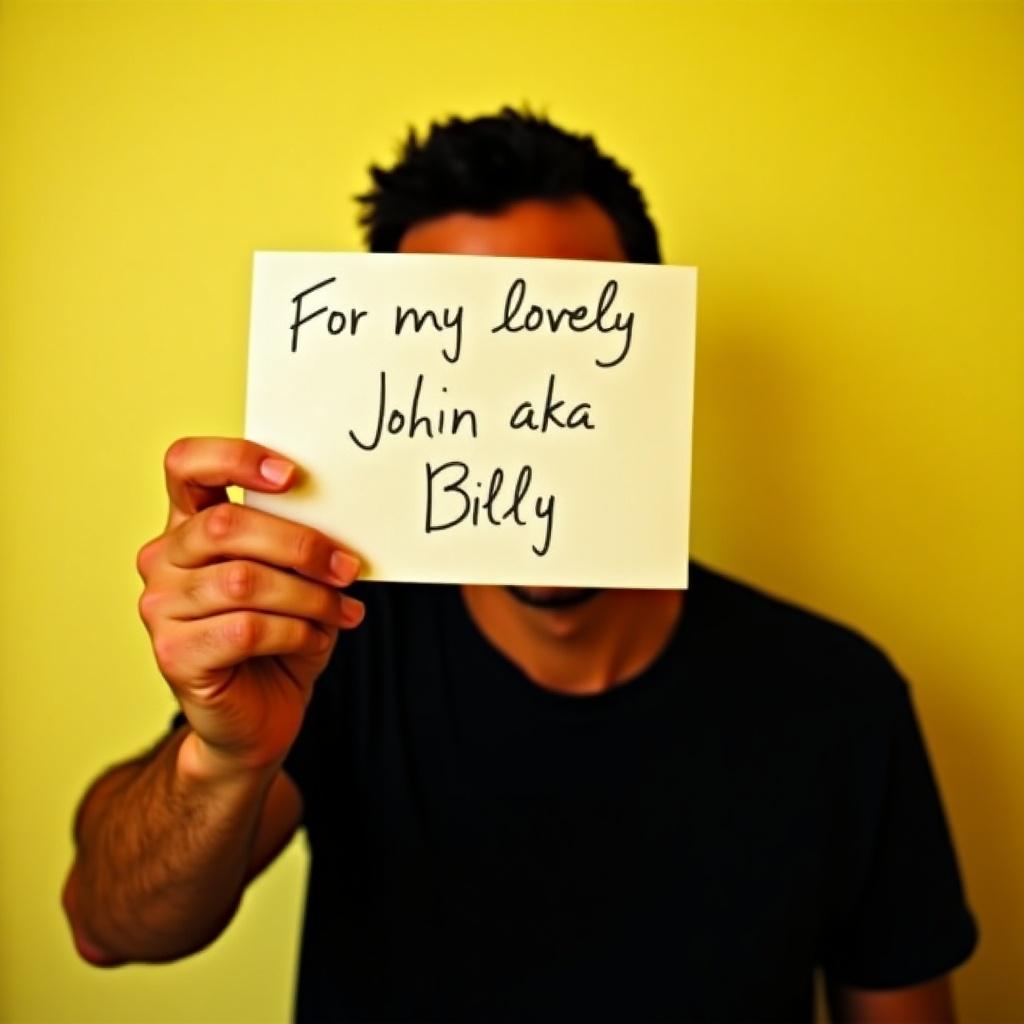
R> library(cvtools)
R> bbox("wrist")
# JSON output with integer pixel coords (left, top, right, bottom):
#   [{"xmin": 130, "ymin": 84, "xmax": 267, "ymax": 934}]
[{"xmin": 176, "ymin": 729, "xmax": 281, "ymax": 792}]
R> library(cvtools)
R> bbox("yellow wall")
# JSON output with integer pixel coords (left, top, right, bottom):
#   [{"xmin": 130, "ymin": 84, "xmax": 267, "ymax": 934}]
[{"xmin": 1, "ymin": 1, "xmax": 1021, "ymax": 1020}]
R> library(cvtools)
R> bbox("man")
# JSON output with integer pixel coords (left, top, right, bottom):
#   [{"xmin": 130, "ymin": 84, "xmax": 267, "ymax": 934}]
[{"xmin": 63, "ymin": 108, "xmax": 977, "ymax": 1022}]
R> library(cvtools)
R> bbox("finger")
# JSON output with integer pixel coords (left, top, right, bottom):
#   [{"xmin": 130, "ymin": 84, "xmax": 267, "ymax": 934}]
[
  {"xmin": 163, "ymin": 437, "xmax": 299, "ymax": 530},
  {"xmin": 135, "ymin": 534, "xmax": 167, "ymax": 583},
  {"xmin": 158, "ymin": 560, "xmax": 366, "ymax": 629},
  {"xmin": 155, "ymin": 612, "xmax": 337, "ymax": 682},
  {"xmin": 166, "ymin": 503, "xmax": 361, "ymax": 586}
]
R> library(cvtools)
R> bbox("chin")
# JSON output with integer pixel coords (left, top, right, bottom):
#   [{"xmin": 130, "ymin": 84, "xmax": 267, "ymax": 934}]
[{"xmin": 505, "ymin": 586, "xmax": 601, "ymax": 610}]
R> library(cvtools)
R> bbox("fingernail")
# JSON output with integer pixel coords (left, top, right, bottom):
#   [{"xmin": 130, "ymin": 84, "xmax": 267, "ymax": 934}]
[
  {"xmin": 330, "ymin": 550, "xmax": 361, "ymax": 585},
  {"xmin": 340, "ymin": 595, "xmax": 365, "ymax": 626},
  {"xmin": 259, "ymin": 457, "xmax": 294, "ymax": 485}
]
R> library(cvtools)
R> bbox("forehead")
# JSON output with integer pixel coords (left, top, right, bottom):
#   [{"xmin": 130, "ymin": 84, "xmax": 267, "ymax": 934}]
[{"xmin": 396, "ymin": 195, "xmax": 627, "ymax": 262}]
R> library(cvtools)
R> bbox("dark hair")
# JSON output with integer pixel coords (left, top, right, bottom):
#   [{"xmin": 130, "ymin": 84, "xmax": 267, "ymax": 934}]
[{"xmin": 356, "ymin": 107, "xmax": 661, "ymax": 264}]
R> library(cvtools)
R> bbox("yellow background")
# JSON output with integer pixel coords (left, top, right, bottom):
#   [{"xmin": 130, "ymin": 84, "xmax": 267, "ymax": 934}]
[{"xmin": 1, "ymin": 1, "xmax": 1021, "ymax": 1020}]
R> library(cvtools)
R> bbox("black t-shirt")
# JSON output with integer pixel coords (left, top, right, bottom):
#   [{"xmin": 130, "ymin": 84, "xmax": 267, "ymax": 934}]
[{"xmin": 169, "ymin": 561, "xmax": 977, "ymax": 1022}]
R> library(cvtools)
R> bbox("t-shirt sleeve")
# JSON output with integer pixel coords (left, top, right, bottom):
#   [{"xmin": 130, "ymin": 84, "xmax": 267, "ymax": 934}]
[{"xmin": 822, "ymin": 671, "xmax": 978, "ymax": 989}]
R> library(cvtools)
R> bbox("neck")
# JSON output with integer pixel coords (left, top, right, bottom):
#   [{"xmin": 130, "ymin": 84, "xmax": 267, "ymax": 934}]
[{"xmin": 459, "ymin": 585, "xmax": 684, "ymax": 696}]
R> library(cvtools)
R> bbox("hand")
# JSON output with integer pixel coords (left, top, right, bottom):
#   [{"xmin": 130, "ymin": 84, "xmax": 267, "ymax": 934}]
[{"xmin": 136, "ymin": 437, "xmax": 364, "ymax": 774}]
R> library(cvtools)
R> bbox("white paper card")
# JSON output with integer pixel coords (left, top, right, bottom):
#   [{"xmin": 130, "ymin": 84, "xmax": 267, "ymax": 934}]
[{"xmin": 245, "ymin": 251, "xmax": 696, "ymax": 588}]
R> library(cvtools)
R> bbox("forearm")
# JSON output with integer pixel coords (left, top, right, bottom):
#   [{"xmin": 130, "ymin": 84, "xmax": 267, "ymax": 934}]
[{"xmin": 64, "ymin": 724, "xmax": 279, "ymax": 964}]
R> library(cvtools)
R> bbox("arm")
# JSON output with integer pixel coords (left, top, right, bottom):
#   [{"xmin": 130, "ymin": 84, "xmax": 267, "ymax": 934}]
[
  {"xmin": 829, "ymin": 974, "xmax": 956, "ymax": 1023},
  {"xmin": 62, "ymin": 437, "xmax": 361, "ymax": 965},
  {"xmin": 62, "ymin": 726, "xmax": 299, "ymax": 964}
]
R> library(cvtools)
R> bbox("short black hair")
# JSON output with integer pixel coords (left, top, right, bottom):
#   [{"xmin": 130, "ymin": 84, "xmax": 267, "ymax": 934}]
[{"xmin": 357, "ymin": 107, "xmax": 661, "ymax": 263}]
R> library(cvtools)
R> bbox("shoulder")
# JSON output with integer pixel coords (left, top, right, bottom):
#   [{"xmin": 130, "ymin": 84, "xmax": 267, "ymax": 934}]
[{"xmin": 686, "ymin": 559, "xmax": 909, "ymax": 722}]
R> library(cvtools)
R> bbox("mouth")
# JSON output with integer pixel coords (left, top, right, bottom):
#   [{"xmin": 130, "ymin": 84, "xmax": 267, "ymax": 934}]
[{"xmin": 504, "ymin": 586, "xmax": 601, "ymax": 610}]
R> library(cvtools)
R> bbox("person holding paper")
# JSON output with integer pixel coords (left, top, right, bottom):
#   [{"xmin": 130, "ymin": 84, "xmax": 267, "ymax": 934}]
[{"xmin": 62, "ymin": 108, "xmax": 977, "ymax": 1023}]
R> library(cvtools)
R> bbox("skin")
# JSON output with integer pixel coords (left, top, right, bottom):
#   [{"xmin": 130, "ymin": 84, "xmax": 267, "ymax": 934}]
[{"xmin": 61, "ymin": 195, "xmax": 958, "ymax": 1021}]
